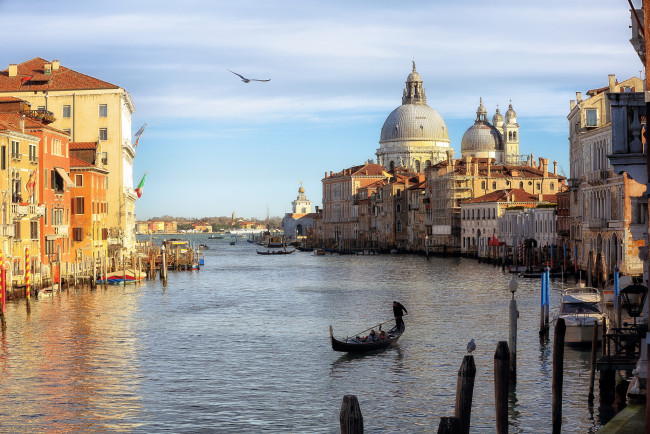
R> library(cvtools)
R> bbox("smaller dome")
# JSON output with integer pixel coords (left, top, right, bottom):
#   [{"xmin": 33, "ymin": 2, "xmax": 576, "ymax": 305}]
[
  {"xmin": 461, "ymin": 123, "xmax": 503, "ymax": 152},
  {"xmin": 492, "ymin": 107, "xmax": 503, "ymax": 124},
  {"xmin": 407, "ymin": 60, "xmax": 422, "ymax": 82},
  {"xmin": 477, "ymin": 98, "xmax": 487, "ymax": 117},
  {"xmin": 505, "ymin": 102, "xmax": 517, "ymax": 122}
]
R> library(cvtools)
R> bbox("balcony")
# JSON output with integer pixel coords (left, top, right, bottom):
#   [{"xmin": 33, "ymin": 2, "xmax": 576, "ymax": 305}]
[
  {"xmin": 608, "ymin": 92, "xmax": 647, "ymax": 185},
  {"xmin": 54, "ymin": 226, "xmax": 68, "ymax": 236},
  {"xmin": 23, "ymin": 109, "xmax": 55, "ymax": 124},
  {"xmin": 29, "ymin": 156, "xmax": 38, "ymax": 165},
  {"xmin": 2, "ymin": 225, "xmax": 14, "ymax": 237},
  {"xmin": 34, "ymin": 205, "xmax": 45, "ymax": 216},
  {"xmin": 588, "ymin": 218, "xmax": 607, "ymax": 229},
  {"xmin": 11, "ymin": 152, "xmax": 21, "ymax": 161},
  {"xmin": 586, "ymin": 170, "xmax": 608, "ymax": 184},
  {"xmin": 11, "ymin": 203, "xmax": 28, "ymax": 218}
]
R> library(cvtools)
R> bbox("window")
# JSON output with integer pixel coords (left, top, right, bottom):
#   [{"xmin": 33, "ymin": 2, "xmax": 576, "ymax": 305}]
[
  {"xmin": 99, "ymin": 104, "xmax": 107, "ymax": 117},
  {"xmin": 586, "ymin": 109, "xmax": 597, "ymax": 127},
  {"xmin": 53, "ymin": 208, "xmax": 63, "ymax": 226},
  {"xmin": 30, "ymin": 221, "xmax": 38, "ymax": 239},
  {"xmin": 73, "ymin": 197, "xmax": 84, "ymax": 214},
  {"xmin": 44, "ymin": 207, "xmax": 47, "ymax": 225},
  {"xmin": 492, "ymin": 181, "xmax": 496, "ymax": 189},
  {"xmin": 75, "ymin": 174, "xmax": 83, "ymax": 187},
  {"xmin": 29, "ymin": 144, "xmax": 37, "ymax": 162},
  {"xmin": 397, "ymin": 220, "xmax": 402, "ymax": 231},
  {"xmin": 519, "ymin": 181, "xmax": 523, "ymax": 189},
  {"xmin": 73, "ymin": 227, "xmax": 83, "ymax": 242},
  {"xmin": 99, "ymin": 128, "xmax": 108, "ymax": 141},
  {"xmin": 37, "ymin": 106, "xmax": 45, "ymax": 111},
  {"xmin": 11, "ymin": 140, "xmax": 19, "ymax": 159},
  {"xmin": 62, "ymin": 105, "xmax": 71, "ymax": 118},
  {"xmin": 63, "ymin": 129, "xmax": 71, "ymax": 135},
  {"xmin": 550, "ymin": 183, "xmax": 555, "ymax": 191},
  {"xmin": 51, "ymin": 139, "xmax": 62, "ymax": 156},
  {"xmin": 14, "ymin": 221, "xmax": 20, "ymax": 240},
  {"xmin": 0, "ymin": 145, "xmax": 5, "ymax": 170}
]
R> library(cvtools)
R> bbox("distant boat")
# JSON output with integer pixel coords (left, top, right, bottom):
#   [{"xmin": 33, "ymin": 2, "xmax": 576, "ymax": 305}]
[
  {"xmin": 208, "ymin": 234, "xmax": 224, "ymax": 239},
  {"xmin": 256, "ymin": 249, "xmax": 295, "ymax": 255},
  {"xmin": 557, "ymin": 284, "xmax": 605, "ymax": 345}
]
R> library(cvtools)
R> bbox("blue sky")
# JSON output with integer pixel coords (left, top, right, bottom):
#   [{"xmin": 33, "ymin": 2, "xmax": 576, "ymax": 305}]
[{"xmin": 0, "ymin": 0, "xmax": 644, "ymax": 220}]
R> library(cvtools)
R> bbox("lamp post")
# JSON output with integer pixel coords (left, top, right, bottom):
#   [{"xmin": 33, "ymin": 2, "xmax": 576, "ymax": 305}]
[{"xmin": 509, "ymin": 276, "xmax": 518, "ymax": 379}]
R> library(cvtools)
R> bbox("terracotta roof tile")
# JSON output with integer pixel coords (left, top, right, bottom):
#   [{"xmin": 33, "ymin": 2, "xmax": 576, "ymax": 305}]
[
  {"xmin": 69, "ymin": 156, "xmax": 93, "ymax": 168},
  {"xmin": 0, "ymin": 57, "xmax": 120, "ymax": 92},
  {"xmin": 463, "ymin": 188, "xmax": 558, "ymax": 204},
  {"xmin": 70, "ymin": 142, "xmax": 97, "ymax": 149}
]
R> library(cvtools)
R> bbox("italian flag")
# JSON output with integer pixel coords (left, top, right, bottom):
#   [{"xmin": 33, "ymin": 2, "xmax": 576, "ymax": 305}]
[{"xmin": 135, "ymin": 173, "xmax": 147, "ymax": 198}]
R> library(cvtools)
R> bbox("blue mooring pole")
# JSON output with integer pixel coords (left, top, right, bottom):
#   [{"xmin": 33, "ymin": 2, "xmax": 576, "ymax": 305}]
[
  {"xmin": 614, "ymin": 265, "xmax": 619, "ymax": 316},
  {"xmin": 540, "ymin": 270, "xmax": 546, "ymax": 333}
]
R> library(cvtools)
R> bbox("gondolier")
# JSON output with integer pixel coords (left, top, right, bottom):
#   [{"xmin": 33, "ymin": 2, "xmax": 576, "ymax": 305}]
[{"xmin": 392, "ymin": 301, "xmax": 407, "ymax": 331}]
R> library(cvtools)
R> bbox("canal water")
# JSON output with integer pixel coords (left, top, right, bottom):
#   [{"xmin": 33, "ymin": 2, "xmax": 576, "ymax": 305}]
[{"xmin": 0, "ymin": 234, "xmax": 613, "ymax": 432}]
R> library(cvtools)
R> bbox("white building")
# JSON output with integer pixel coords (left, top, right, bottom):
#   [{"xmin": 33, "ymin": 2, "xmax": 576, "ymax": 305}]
[{"xmin": 282, "ymin": 185, "xmax": 316, "ymax": 239}]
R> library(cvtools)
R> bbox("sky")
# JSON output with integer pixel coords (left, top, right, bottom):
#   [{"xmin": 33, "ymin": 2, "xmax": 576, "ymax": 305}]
[{"xmin": 0, "ymin": 0, "xmax": 645, "ymax": 220}]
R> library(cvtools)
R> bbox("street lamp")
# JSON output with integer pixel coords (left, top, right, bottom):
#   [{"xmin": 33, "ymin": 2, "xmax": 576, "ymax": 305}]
[{"xmin": 425, "ymin": 235, "xmax": 429, "ymax": 260}]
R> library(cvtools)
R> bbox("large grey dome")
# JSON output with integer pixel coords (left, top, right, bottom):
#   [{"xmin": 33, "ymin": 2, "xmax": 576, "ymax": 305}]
[
  {"xmin": 461, "ymin": 122, "xmax": 503, "ymax": 152},
  {"xmin": 380, "ymin": 104, "xmax": 450, "ymax": 143}
]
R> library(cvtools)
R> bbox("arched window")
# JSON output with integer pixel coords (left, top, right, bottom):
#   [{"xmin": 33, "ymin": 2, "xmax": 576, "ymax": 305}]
[
  {"xmin": 550, "ymin": 183, "xmax": 554, "ymax": 191},
  {"xmin": 519, "ymin": 181, "xmax": 524, "ymax": 188},
  {"xmin": 481, "ymin": 181, "xmax": 486, "ymax": 189},
  {"xmin": 508, "ymin": 131, "xmax": 513, "ymax": 140},
  {"xmin": 396, "ymin": 203, "xmax": 401, "ymax": 213},
  {"xmin": 513, "ymin": 131, "xmax": 517, "ymax": 140},
  {"xmin": 426, "ymin": 160, "xmax": 432, "ymax": 168},
  {"xmin": 397, "ymin": 220, "xmax": 402, "ymax": 231},
  {"xmin": 389, "ymin": 161, "xmax": 395, "ymax": 171},
  {"xmin": 415, "ymin": 160, "xmax": 421, "ymax": 172},
  {"xmin": 492, "ymin": 181, "xmax": 496, "ymax": 189}
]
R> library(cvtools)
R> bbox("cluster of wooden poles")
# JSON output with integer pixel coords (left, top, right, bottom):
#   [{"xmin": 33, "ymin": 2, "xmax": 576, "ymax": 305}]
[{"xmin": 338, "ymin": 321, "xmax": 569, "ymax": 434}]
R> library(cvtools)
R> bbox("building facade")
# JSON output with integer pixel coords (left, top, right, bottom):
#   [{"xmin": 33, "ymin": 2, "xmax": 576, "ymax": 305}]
[{"xmin": 0, "ymin": 58, "xmax": 138, "ymax": 255}]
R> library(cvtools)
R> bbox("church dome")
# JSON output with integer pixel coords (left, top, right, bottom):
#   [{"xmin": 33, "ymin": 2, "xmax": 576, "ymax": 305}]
[
  {"xmin": 461, "ymin": 123, "xmax": 503, "ymax": 152},
  {"xmin": 461, "ymin": 98, "xmax": 503, "ymax": 152},
  {"xmin": 505, "ymin": 102, "xmax": 517, "ymax": 123},
  {"xmin": 492, "ymin": 107, "xmax": 503, "ymax": 124},
  {"xmin": 380, "ymin": 104, "xmax": 450, "ymax": 143}
]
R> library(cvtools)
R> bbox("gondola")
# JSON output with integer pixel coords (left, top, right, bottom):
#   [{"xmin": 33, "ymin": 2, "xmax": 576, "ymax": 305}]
[
  {"xmin": 330, "ymin": 323, "xmax": 405, "ymax": 353},
  {"xmin": 256, "ymin": 249, "xmax": 295, "ymax": 255}
]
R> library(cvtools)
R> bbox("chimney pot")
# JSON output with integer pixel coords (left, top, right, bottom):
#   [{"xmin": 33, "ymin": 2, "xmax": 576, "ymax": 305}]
[
  {"xmin": 608, "ymin": 74, "xmax": 616, "ymax": 92},
  {"xmin": 576, "ymin": 92, "xmax": 582, "ymax": 102},
  {"xmin": 8, "ymin": 64, "xmax": 17, "ymax": 77},
  {"xmin": 570, "ymin": 100, "xmax": 576, "ymax": 110},
  {"xmin": 52, "ymin": 60, "xmax": 60, "ymax": 71},
  {"xmin": 553, "ymin": 161, "xmax": 557, "ymax": 175}
]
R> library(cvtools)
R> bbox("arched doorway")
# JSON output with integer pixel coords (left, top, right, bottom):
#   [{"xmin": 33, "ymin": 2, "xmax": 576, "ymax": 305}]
[{"xmin": 296, "ymin": 224, "xmax": 303, "ymax": 237}]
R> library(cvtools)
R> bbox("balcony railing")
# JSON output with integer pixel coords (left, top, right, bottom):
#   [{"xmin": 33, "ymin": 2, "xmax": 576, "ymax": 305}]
[
  {"xmin": 11, "ymin": 152, "xmax": 21, "ymax": 161},
  {"xmin": 54, "ymin": 226, "xmax": 68, "ymax": 236},
  {"xmin": 11, "ymin": 203, "xmax": 28, "ymax": 218},
  {"xmin": 29, "ymin": 156, "xmax": 38, "ymax": 164},
  {"xmin": 608, "ymin": 92, "xmax": 647, "ymax": 185},
  {"xmin": 23, "ymin": 109, "xmax": 55, "ymax": 124},
  {"xmin": 2, "ymin": 225, "xmax": 14, "ymax": 237}
]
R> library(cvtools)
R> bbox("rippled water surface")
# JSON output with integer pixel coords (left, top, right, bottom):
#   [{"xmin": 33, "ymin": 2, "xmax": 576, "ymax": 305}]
[{"xmin": 0, "ymin": 235, "xmax": 612, "ymax": 432}]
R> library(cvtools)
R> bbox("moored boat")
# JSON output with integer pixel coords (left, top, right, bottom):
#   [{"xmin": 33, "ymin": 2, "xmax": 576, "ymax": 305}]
[
  {"xmin": 558, "ymin": 284, "xmax": 605, "ymax": 345},
  {"xmin": 330, "ymin": 323, "xmax": 405, "ymax": 353}
]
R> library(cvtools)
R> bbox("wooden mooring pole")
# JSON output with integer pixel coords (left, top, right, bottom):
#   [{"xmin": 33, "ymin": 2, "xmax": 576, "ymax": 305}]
[
  {"xmin": 494, "ymin": 341, "xmax": 510, "ymax": 434},
  {"xmin": 587, "ymin": 321, "xmax": 598, "ymax": 403},
  {"xmin": 552, "ymin": 318, "xmax": 566, "ymax": 434},
  {"xmin": 339, "ymin": 394, "xmax": 363, "ymax": 434},
  {"xmin": 437, "ymin": 417, "xmax": 460, "ymax": 433},
  {"xmin": 509, "ymin": 277, "xmax": 518, "ymax": 381},
  {"xmin": 454, "ymin": 355, "xmax": 476, "ymax": 434}
]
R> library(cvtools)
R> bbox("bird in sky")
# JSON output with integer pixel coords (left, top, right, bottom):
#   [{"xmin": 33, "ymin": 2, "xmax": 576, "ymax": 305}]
[
  {"xmin": 228, "ymin": 69, "xmax": 271, "ymax": 83},
  {"xmin": 467, "ymin": 339, "xmax": 476, "ymax": 354}
]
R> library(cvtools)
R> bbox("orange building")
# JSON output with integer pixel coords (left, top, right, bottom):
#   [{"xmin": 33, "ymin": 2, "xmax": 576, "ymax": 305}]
[{"xmin": 69, "ymin": 142, "xmax": 108, "ymax": 261}]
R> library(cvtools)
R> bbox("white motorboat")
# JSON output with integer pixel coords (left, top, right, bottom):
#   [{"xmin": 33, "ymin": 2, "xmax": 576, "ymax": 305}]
[{"xmin": 558, "ymin": 284, "xmax": 605, "ymax": 345}]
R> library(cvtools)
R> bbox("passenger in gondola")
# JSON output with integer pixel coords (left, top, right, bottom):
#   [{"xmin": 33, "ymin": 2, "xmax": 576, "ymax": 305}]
[
  {"xmin": 368, "ymin": 329, "xmax": 378, "ymax": 342},
  {"xmin": 379, "ymin": 330, "xmax": 387, "ymax": 340}
]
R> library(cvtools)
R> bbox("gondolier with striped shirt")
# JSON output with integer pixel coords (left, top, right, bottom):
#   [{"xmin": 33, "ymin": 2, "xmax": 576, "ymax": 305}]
[{"xmin": 392, "ymin": 301, "xmax": 407, "ymax": 331}]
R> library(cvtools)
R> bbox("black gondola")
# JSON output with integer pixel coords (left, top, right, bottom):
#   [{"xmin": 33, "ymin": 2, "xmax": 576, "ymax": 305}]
[
  {"xmin": 256, "ymin": 249, "xmax": 295, "ymax": 255},
  {"xmin": 329, "ymin": 323, "xmax": 405, "ymax": 353}
]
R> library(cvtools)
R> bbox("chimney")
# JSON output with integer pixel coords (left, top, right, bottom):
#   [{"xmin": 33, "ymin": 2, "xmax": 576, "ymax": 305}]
[
  {"xmin": 570, "ymin": 100, "xmax": 575, "ymax": 110},
  {"xmin": 487, "ymin": 159, "xmax": 491, "ymax": 178},
  {"xmin": 330, "ymin": 171, "xmax": 333, "ymax": 177},
  {"xmin": 576, "ymin": 92, "xmax": 582, "ymax": 102},
  {"xmin": 8, "ymin": 64, "xmax": 17, "ymax": 77},
  {"xmin": 325, "ymin": 171, "xmax": 328, "ymax": 178},
  {"xmin": 530, "ymin": 154, "xmax": 535, "ymax": 168},
  {"xmin": 608, "ymin": 74, "xmax": 616, "ymax": 92},
  {"xmin": 542, "ymin": 158, "xmax": 549, "ymax": 177},
  {"xmin": 52, "ymin": 60, "xmax": 60, "ymax": 71},
  {"xmin": 44, "ymin": 63, "xmax": 52, "ymax": 75},
  {"xmin": 553, "ymin": 160, "xmax": 557, "ymax": 175}
]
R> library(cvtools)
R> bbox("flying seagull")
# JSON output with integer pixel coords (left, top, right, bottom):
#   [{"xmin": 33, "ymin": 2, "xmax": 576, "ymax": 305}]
[
  {"xmin": 467, "ymin": 339, "xmax": 476, "ymax": 354},
  {"xmin": 228, "ymin": 69, "xmax": 271, "ymax": 83}
]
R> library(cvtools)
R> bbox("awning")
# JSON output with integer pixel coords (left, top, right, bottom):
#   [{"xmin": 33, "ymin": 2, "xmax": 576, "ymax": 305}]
[{"xmin": 54, "ymin": 167, "xmax": 76, "ymax": 187}]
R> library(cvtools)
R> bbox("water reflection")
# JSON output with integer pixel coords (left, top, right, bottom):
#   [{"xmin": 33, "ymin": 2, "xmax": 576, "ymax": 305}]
[{"xmin": 0, "ymin": 235, "xmax": 619, "ymax": 432}]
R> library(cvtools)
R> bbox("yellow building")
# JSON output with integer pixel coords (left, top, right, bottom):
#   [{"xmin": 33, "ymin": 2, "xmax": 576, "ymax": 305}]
[
  {"xmin": 0, "ymin": 58, "xmax": 138, "ymax": 256},
  {"xmin": 0, "ymin": 113, "xmax": 43, "ymax": 288}
]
